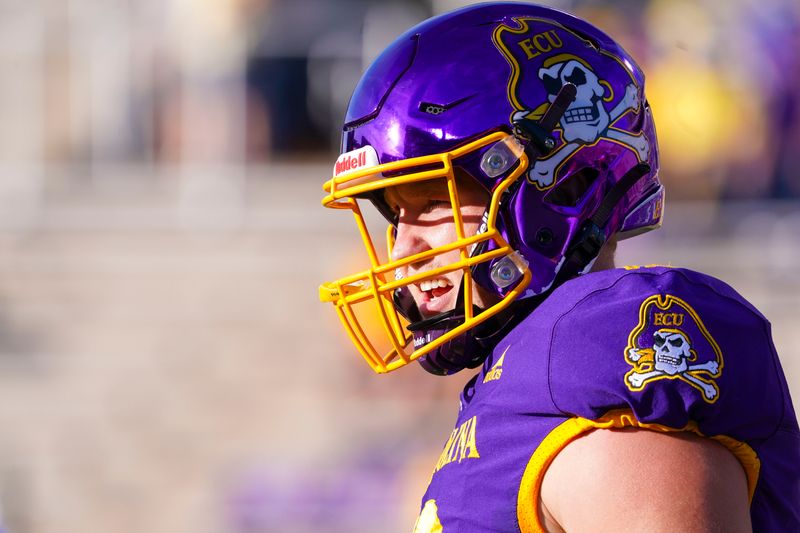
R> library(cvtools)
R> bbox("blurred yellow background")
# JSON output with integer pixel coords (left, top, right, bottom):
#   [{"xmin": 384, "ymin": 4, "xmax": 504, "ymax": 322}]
[{"xmin": 0, "ymin": 0, "xmax": 797, "ymax": 531}]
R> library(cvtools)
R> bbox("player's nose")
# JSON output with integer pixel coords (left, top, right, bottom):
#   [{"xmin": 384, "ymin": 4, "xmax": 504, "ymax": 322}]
[{"xmin": 390, "ymin": 217, "xmax": 428, "ymax": 263}]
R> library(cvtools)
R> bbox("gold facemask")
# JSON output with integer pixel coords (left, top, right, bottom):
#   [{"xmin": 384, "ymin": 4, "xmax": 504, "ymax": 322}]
[{"xmin": 319, "ymin": 131, "xmax": 531, "ymax": 373}]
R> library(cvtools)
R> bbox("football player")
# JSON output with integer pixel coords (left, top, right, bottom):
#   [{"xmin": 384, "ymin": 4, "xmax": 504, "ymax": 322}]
[{"xmin": 319, "ymin": 3, "xmax": 800, "ymax": 531}]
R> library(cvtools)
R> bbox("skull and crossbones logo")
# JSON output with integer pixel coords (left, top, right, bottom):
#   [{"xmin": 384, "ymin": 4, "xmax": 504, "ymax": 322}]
[
  {"xmin": 515, "ymin": 56, "xmax": 650, "ymax": 189},
  {"xmin": 627, "ymin": 329, "xmax": 720, "ymax": 401}
]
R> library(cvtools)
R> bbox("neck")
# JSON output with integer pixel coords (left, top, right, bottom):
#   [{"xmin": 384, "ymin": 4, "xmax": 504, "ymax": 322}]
[{"xmin": 590, "ymin": 237, "xmax": 617, "ymax": 272}]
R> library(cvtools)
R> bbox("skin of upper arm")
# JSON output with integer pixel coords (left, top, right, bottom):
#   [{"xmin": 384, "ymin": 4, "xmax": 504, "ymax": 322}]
[{"xmin": 538, "ymin": 428, "xmax": 752, "ymax": 533}]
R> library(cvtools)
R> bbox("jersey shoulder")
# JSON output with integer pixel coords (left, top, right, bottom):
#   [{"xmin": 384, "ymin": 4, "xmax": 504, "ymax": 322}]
[{"xmin": 513, "ymin": 266, "xmax": 789, "ymax": 440}]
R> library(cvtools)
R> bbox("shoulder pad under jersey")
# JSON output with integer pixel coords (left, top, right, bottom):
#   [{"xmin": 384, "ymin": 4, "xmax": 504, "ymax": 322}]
[{"xmin": 528, "ymin": 266, "xmax": 791, "ymax": 440}]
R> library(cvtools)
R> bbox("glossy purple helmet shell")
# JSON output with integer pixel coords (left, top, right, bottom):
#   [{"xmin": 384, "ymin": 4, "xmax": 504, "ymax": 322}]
[{"xmin": 339, "ymin": 2, "xmax": 663, "ymax": 373}]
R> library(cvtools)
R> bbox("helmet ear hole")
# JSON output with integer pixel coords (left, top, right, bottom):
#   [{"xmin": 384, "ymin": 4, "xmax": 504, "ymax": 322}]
[{"xmin": 544, "ymin": 167, "xmax": 599, "ymax": 207}]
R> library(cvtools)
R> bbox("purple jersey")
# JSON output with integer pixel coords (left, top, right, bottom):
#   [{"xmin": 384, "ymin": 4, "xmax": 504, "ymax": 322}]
[{"xmin": 413, "ymin": 267, "xmax": 800, "ymax": 532}]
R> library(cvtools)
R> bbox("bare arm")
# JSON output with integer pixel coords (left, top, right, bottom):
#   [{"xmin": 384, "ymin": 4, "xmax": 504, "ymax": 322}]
[{"xmin": 539, "ymin": 428, "xmax": 752, "ymax": 533}]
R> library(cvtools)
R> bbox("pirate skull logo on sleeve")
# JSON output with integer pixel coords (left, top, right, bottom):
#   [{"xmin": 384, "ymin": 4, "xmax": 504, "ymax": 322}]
[{"xmin": 625, "ymin": 295, "xmax": 723, "ymax": 403}]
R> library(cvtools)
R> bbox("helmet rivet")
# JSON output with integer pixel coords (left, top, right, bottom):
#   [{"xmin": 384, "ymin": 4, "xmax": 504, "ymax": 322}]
[
  {"xmin": 497, "ymin": 264, "xmax": 514, "ymax": 281},
  {"xmin": 490, "ymin": 252, "xmax": 527, "ymax": 289},
  {"xmin": 536, "ymin": 228, "xmax": 554, "ymax": 246},
  {"xmin": 544, "ymin": 137, "xmax": 555, "ymax": 150},
  {"xmin": 487, "ymin": 153, "xmax": 505, "ymax": 170}
]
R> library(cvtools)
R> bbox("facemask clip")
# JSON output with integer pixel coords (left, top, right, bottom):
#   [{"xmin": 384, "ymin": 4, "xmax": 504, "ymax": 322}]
[{"xmin": 490, "ymin": 251, "xmax": 529, "ymax": 289}]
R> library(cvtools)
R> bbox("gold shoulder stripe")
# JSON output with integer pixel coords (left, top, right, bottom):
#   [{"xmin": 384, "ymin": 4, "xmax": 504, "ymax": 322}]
[{"xmin": 516, "ymin": 409, "xmax": 760, "ymax": 533}]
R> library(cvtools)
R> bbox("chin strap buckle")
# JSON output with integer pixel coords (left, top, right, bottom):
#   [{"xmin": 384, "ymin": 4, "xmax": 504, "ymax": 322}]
[
  {"xmin": 565, "ymin": 221, "xmax": 606, "ymax": 270},
  {"xmin": 560, "ymin": 162, "xmax": 653, "ymax": 278}
]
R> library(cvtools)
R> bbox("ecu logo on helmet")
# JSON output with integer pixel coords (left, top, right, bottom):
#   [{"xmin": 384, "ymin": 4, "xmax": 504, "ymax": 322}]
[
  {"xmin": 492, "ymin": 18, "xmax": 650, "ymax": 190},
  {"xmin": 625, "ymin": 295, "xmax": 723, "ymax": 403}
]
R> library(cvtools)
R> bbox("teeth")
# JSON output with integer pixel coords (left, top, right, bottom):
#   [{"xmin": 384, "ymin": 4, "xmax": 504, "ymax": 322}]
[{"xmin": 419, "ymin": 278, "xmax": 453, "ymax": 292}]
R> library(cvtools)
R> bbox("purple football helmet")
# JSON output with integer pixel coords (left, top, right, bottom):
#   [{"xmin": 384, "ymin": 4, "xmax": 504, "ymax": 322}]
[{"xmin": 320, "ymin": 2, "xmax": 663, "ymax": 375}]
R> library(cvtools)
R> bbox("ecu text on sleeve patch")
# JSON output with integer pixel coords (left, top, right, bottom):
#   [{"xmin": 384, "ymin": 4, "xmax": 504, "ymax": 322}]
[{"xmin": 624, "ymin": 294, "xmax": 723, "ymax": 403}]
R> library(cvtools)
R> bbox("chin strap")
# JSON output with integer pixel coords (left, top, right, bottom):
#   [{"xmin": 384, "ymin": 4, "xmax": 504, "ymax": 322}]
[
  {"xmin": 556, "ymin": 162, "xmax": 651, "ymax": 282},
  {"xmin": 401, "ymin": 272, "xmax": 524, "ymax": 374}
]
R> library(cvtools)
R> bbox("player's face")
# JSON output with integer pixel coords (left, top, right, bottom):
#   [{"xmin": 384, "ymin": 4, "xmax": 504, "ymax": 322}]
[{"xmin": 385, "ymin": 177, "xmax": 499, "ymax": 318}]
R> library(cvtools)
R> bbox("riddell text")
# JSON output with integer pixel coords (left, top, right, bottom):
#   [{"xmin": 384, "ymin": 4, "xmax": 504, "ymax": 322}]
[{"xmin": 335, "ymin": 151, "xmax": 367, "ymax": 175}]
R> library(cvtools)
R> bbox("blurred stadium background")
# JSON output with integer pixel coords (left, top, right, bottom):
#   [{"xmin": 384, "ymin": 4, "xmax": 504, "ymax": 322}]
[{"xmin": 0, "ymin": 0, "xmax": 796, "ymax": 531}]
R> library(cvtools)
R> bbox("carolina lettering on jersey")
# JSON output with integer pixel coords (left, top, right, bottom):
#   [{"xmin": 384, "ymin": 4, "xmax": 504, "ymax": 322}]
[
  {"xmin": 434, "ymin": 416, "xmax": 480, "ymax": 472},
  {"xmin": 416, "ymin": 267, "xmax": 800, "ymax": 532}
]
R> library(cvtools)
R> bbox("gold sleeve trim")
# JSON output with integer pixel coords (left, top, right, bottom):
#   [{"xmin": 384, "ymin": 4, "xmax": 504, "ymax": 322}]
[{"xmin": 516, "ymin": 409, "xmax": 761, "ymax": 533}]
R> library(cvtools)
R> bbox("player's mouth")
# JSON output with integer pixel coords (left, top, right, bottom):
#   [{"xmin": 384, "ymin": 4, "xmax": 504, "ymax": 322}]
[{"xmin": 416, "ymin": 277, "xmax": 455, "ymax": 316}]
